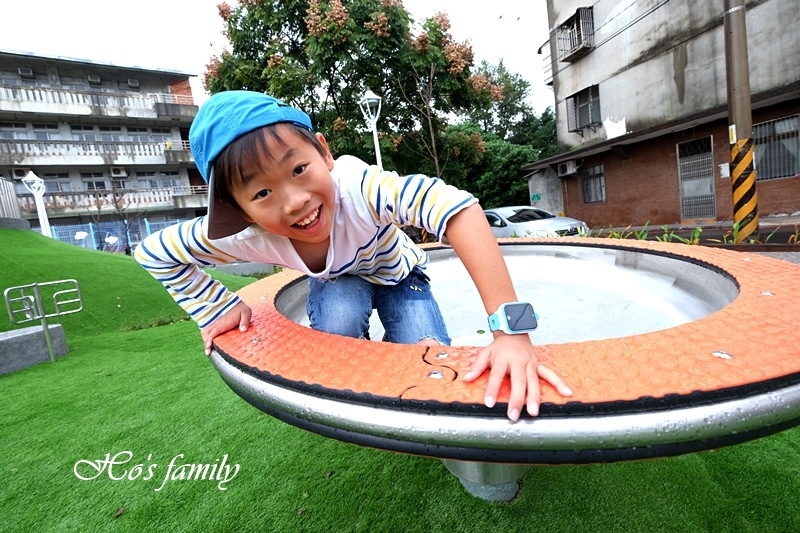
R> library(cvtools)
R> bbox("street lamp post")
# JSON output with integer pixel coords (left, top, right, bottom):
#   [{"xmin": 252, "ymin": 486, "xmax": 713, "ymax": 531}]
[
  {"xmin": 359, "ymin": 89, "xmax": 383, "ymax": 169},
  {"xmin": 21, "ymin": 171, "xmax": 53, "ymax": 238}
]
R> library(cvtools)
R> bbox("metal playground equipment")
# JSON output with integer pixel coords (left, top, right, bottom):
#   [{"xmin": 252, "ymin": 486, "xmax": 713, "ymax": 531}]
[
  {"xmin": 207, "ymin": 239, "xmax": 800, "ymax": 502},
  {"xmin": 4, "ymin": 279, "xmax": 83, "ymax": 362}
]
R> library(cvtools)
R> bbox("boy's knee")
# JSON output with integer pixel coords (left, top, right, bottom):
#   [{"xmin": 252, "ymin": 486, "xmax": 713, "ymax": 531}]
[{"xmin": 311, "ymin": 316, "xmax": 369, "ymax": 339}]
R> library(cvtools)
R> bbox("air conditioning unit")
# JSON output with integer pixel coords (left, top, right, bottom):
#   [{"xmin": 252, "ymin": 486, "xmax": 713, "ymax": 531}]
[
  {"xmin": 127, "ymin": 78, "xmax": 140, "ymax": 88},
  {"xmin": 557, "ymin": 160, "xmax": 578, "ymax": 177},
  {"xmin": 17, "ymin": 67, "xmax": 34, "ymax": 79},
  {"xmin": 12, "ymin": 167, "xmax": 31, "ymax": 179},
  {"xmin": 87, "ymin": 74, "xmax": 102, "ymax": 84},
  {"xmin": 110, "ymin": 166, "xmax": 128, "ymax": 178}
]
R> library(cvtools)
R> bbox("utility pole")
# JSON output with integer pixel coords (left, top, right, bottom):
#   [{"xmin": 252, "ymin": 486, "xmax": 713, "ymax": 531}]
[{"xmin": 723, "ymin": 0, "xmax": 758, "ymax": 242}]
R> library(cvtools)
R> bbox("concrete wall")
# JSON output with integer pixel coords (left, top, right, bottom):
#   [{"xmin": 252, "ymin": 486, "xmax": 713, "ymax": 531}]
[
  {"xmin": 0, "ymin": 217, "xmax": 30, "ymax": 230},
  {"xmin": 0, "ymin": 324, "xmax": 69, "ymax": 375},
  {"xmin": 547, "ymin": 0, "xmax": 799, "ymax": 151},
  {"xmin": 527, "ymin": 168, "xmax": 565, "ymax": 215}
]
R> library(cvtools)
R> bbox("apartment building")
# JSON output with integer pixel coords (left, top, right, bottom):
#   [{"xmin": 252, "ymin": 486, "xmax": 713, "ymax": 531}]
[
  {"xmin": 0, "ymin": 50, "xmax": 204, "ymax": 251},
  {"xmin": 525, "ymin": 0, "xmax": 800, "ymax": 228}
]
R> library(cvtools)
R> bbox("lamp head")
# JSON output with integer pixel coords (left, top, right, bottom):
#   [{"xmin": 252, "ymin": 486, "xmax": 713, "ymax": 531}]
[
  {"xmin": 21, "ymin": 172, "xmax": 45, "ymax": 195},
  {"xmin": 359, "ymin": 89, "xmax": 382, "ymax": 122}
]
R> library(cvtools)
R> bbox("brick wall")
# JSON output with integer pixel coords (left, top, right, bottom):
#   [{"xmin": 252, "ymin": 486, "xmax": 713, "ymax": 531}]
[
  {"xmin": 169, "ymin": 78, "xmax": 192, "ymax": 97},
  {"xmin": 563, "ymin": 100, "xmax": 800, "ymax": 228}
]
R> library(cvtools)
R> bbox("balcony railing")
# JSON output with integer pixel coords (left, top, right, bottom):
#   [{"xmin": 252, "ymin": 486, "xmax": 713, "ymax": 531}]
[
  {"xmin": 16, "ymin": 185, "xmax": 208, "ymax": 217},
  {"xmin": 0, "ymin": 139, "xmax": 192, "ymax": 163},
  {"xmin": 150, "ymin": 93, "xmax": 195, "ymax": 106},
  {"xmin": 0, "ymin": 84, "xmax": 194, "ymax": 109}
]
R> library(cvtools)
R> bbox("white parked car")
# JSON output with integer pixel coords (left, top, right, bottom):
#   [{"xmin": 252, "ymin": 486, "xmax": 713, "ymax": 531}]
[{"xmin": 484, "ymin": 206, "xmax": 589, "ymax": 238}]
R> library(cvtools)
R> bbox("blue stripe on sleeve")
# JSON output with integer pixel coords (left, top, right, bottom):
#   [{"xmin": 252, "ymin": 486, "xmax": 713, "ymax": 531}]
[
  {"xmin": 157, "ymin": 230, "xmax": 182, "ymax": 265},
  {"xmin": 201, "ymin": 297, "xmax": 241, "ymax": 327},
  {"xmin": 398, "ymin": 176, "xmax": 414, "ymax": 207},
  {"xmin": 189, "ymin": 218, "xmax": 215, "ymax": 258},
  {"xmin": 159, "ymin": 264, "xmax": 193, "ymax": 283},
  {"xmin": 138, "ymin": 240, "xmax": 164, "ymax": 263},
  {"xmin": 436, "ymin": 197, "xmax": 474, "ymax": 238},
  {"xmin": 419, "ymin": 182, "xmax": 435, "ymax": 230}
]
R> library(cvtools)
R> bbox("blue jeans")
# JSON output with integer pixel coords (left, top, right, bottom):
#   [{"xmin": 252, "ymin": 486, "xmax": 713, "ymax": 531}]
[{"xmin": 307, "ymin": 268, "xmax": 451, "ymax": 345}]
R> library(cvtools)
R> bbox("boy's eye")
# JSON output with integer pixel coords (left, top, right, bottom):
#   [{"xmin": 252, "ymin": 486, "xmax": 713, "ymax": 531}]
[
  {"xmin": 293, "ymin": 164, "xmax": 306, "ymax": 176},
  {"xmin": 255, "ymin": 189, "xmax": 271, "ymax": 199}
]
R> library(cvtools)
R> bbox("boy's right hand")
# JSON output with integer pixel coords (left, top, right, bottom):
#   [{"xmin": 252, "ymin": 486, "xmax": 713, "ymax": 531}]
[{"xmin": 201, "ymin": 301, "xmax": 252, "ymax": 356}]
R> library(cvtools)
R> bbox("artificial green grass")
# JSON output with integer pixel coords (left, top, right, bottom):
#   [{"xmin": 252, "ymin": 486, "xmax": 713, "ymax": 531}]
[
  {"xmin": 0, "ymin": 228, "xmax": 255, "ymax": 337},
  {"xmin": 2, "ymin": 227, "xmax": 800, "ymax": 532}
]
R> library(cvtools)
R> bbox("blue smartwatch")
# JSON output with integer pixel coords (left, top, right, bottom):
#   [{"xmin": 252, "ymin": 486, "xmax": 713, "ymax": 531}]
[{"xmin": 487, "ymin": 302, "xmax": 538, "ymax": 334}]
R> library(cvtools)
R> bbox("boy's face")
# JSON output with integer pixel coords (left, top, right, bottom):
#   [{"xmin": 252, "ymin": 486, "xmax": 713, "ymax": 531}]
[{"xmin": 230, "ymin": 125, "xmax": 336, "ymax": 244}]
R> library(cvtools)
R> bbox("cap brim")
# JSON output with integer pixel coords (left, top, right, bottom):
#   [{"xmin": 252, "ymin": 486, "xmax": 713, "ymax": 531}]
[{"xmin": 207, "ymin": 168, "xmax": 251, "ymax": 240}]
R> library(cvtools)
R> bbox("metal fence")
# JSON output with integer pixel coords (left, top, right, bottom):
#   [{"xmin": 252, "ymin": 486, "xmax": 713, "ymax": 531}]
[
  {"xmin": 30, "ymin": 218, "xmax": 186, "ymax": 254},
  {"xmin": 0, "ymin": 85, "xmax": 193, "ymax": 109}
]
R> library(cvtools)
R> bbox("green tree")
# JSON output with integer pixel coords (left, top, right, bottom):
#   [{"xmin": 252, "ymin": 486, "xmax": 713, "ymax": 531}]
[
  {"xmin": 466, "ymin": 60, "xmax": 533, "ymax": 141},
  {"xmin": 436, "ymin": 122, "xmax": 535, "ymax": 209},
  {"xmin": 509, "ymin": 106, "xmax": 558, "ymax": 159},
  {"xmin": 205, "ymin": 0, "xmax": 483, "ymax": 176},
  {"xmin": 436, "ymin": 122, "xmax": 487, "ymax": 191},
  {"xmin": 473, "ymin": 135, "xmax": 536, "ymax": 208}
]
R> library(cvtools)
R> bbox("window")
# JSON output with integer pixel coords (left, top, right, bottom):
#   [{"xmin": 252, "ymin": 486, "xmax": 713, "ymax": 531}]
[
  {"xmin": 60, "ymin": 76, "xmax": 87, "ymax": 91},
  {"xmin": 0, "ymin": 122, "xmax": 29, "ymax": 140},
  {"xmin": 150, "ymin": 128, "xmax": 172, "ymax": 143},
  {"xmin": 506, "ymin": 208, "xmax": 556, "ymax": 223},
  {"xmin": 580, "ymin": 164, "xmax": 606, "ymax": 204},
  {"xmin": 567, "ymin": 86, "xmax": 601, "ymax": 134},
  {"xmin": 136, "ymin": 170, "xmax": 180, "ymax": 189},
  {"xmin": 98, "ymin": 126, "xmax": 123, "ymax": 142},
  {"xmin": 71, "ymin": 125, "xmax": 98, "ymax": 142},
  {"xmin": 32, "ymin": 123, "xmax": 61, "ymax": 141},
  {"xmin": 753, "ymin": 115, "xmax": 800, "ymax": 181},
  {"xmin": 81, "ymin": 172, "xmax": 107, "ymax": 190},
  {"xmin": 112, "ymin": 180, "xmax": 133, "ymax": 190},
  {"xmin": 17, "ymin": 71, "xmax": 49, "ymax": 87},
  {"xmin": 0, "ymin": 70, "xmax": 19, "ymax": 86},
  {"xmin": 43, "ymin": 173, "xmax": 72, "ymax": 193},
  {"xmin": 127, "ymin": 127, "xmax": 150, "ymax": 142},
  {"xmin": 159, "ymin": 171, "xmax": 181, "ymax": 189},
  {"xmin": 557, "ymin": 7, "xmax": 594, "ymax": 62},
  {"xmin": 485, "ymin": 213, "xmax": 504, "ymax": 228}
]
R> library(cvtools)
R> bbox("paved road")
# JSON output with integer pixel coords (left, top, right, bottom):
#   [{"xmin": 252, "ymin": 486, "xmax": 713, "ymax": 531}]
[{"xmin": 755, "ymin": 251, "xmax": 800, "ymax": 264}]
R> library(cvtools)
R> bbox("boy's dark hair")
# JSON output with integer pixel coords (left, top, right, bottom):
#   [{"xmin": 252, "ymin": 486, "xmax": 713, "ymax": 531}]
[{"xmin": 212, "ymin": 124, "xmax": 327, "ymax": 211}]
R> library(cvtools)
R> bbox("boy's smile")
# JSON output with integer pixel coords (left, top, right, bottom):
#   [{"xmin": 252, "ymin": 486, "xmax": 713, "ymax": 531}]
[
  {"xmin": 230, "ymin": 125, "xmax": 336, "ymax": 249},
  {"xmin": 293, "ymin": 205, "xmax": 321, "ymax": 229}
]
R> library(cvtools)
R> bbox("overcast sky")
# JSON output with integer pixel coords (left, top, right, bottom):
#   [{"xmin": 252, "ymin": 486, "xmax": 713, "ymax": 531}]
[{"xmin": 0, "ymin": 0, "xmax": 554, "ymax": 113}]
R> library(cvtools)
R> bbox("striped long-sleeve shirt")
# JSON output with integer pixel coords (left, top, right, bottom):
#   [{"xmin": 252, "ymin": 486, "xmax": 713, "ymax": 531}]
[{"xmin": 135, "ymin": 155, "xmax": 476, "ymax": 328}]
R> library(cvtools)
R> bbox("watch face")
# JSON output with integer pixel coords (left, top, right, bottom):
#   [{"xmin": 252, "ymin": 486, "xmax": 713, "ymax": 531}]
[{"xmin": 505, "ymin": 303, "xmax": 537, "ymax": 331}]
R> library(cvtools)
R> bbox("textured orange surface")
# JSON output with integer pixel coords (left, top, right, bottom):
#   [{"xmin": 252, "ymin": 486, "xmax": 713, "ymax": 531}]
[{"xmin": 213, "ymin": 239, "xmax": 800, "ymax": 407}]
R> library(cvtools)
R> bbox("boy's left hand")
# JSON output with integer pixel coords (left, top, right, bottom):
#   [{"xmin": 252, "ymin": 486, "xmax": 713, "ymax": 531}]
[{"xmin": 462, "ymin": 334, "xmax": 572, "ymax": 422}]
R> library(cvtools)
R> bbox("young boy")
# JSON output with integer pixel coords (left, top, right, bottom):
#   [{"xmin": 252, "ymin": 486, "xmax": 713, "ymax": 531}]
[{"xmin": 135, "ymin": 90, "xmax": 571, "ymax": 421}]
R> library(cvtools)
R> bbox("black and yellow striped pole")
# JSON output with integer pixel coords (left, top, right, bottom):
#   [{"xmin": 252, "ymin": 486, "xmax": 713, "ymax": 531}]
[
  {"xmin": 724, "ymin": 0, "xmax": 758, "ymax": 242},
  {"xmin": 730, "ymin": 138, "xmax": 758, "ymax": 240}
]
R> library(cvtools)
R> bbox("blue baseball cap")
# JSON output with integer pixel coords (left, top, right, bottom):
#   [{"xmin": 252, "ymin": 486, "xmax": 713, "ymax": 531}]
[{"xmin": 189, "ymin": 91, "xmax": 313, "ymax": 239}]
